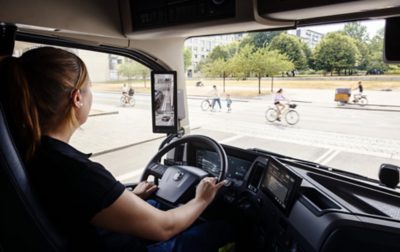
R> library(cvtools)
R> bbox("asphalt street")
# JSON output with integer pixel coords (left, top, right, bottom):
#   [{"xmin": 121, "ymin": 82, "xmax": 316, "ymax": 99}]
[{"xmin": 71, "ymin": 89, "xmax": 400, "ymax": 183}]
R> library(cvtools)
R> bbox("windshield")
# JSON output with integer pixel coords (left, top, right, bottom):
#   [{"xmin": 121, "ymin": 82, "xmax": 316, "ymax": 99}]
[
  {"xmin": 13, "ymin": 19, "xmax": 399, "ymax": 184},
  {"xmin": 184, "ymin": 19, "xmax": 400, "ymax": 181}
]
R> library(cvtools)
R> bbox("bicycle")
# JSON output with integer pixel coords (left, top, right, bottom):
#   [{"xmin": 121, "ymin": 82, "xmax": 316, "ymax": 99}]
[
  {"xmin": 352, "ymin": 93, "xmax": 368, "ymax": 106},
  {"xmin": 265, "ymin": 103, "xmax": 299, "ymax": 125},
  {"xmin": 201, "ymin": 98, "xmax": 212, "ymax": 111},
  {"xmin": 120, "ymin": 94, "xmax": 135, "ymax": 106}
]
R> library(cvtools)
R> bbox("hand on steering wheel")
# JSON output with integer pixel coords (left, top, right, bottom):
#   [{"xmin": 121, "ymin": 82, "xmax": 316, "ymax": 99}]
[{"xmin": 196, "ymin": 177, "xmax": 226, "ymax": 205}]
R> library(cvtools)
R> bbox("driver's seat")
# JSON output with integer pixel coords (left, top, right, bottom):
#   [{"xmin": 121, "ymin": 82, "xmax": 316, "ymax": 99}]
[
  {"xmin": 0, "ymin": 103, "xmax": 68, "ymax": 252},
  {"xmin": 0, "ymin": 24, "xmax": 68, "ymax": 251}
]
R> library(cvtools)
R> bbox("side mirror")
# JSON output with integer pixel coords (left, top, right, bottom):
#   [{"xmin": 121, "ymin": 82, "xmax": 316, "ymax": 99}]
[
  {"xmin": 384, "ymin": 16, "xmax": 400, "ymax": 63},
  {"xmin": 378, "ymin": 163, "xmax": 399, "ymax": 189}
]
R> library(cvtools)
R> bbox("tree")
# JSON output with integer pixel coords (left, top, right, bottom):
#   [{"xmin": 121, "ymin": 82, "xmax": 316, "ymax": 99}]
[
  {"xmin": 229, "ymin": 44, "xmax": 255, "ymax": 80},
  {"xmin": 252, "ymin": 48, "xmax": 294, "ymax": 93},
  {"xmin": 343, "ymin": 22, "xmax": 369, "ymax": 42},
  {"xmin": 343, "ymin": 22, "xmax": 370, "ymax": 72},
  {"xmin": 199, "ymin": 42, "xmax": 239, "ymax": 75},
  {"xmin": 313, "ymin": 32, "xmax": 360, "ymax": 75},
  {"xmin": 208, "ymin": 45, "xmax": 229, "ymax": 61},
  {"xmin": 118, "ymin": 62, "xmax": 136, "ymax": 82},
  {"xmin": 118, "ymin": 61, "xmax": 150, "ymax": 88},
  {"xmin": 268, "ymin": 33, "xmax": 308, "ymax": 72},
  {"xmin": 202, "ymin": 58, "xmax": 232, "ymax": 92},
  {"xmin": 367, "ymin": 31, "xmax": 388, "ymax": 73},
  {"xmin": 240, "ymin": 31, "xmax": 281, "ymax": 48},
  {"xmin": 183, "ymin": 48, "xmax": 192, "ymax": 71}
]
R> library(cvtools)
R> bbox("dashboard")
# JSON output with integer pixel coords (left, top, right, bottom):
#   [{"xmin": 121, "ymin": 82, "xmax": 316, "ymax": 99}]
[
  {"xmin": 195, "ymin": 149, "xmax": 252, "ymax": 185},
  {"xmin": 190, "ymin": 144, "xmax": 400, "ymax": 252}
]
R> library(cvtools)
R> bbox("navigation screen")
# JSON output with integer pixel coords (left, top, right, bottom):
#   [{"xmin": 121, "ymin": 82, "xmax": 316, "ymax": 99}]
[
  {"xmin": 196, "ymin": 150, "xmax": 252, "ymax": 182},
  {"xmin": 261, "ymin": 158, "xmax": 302, "ymax": 211}
]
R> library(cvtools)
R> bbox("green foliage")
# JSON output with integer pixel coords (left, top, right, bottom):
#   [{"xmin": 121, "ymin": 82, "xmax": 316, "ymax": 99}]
[
  {"xmin": 313, "ymin": 32, "xmax": 360, "ymax": 75},
  {"xmin": 229, "ymin": 44, "xmax": 255, "ymax": 79},
  {"xmin": 367, "ymin": 33, "xmax": 388, "ymax": 72},
  {"xmin": 208, "ymin": 46, "xmax": 229, "ymax": 61},
  {"xmin": 343, "ymin": 22, "xmax": 369, "ymax": 42},
  {"xmin": 252, "ymin": 48, "xmax": 294, "ymax": 77},
  {"xmin": 268, "ymin": 33, "xmax": 308, "ymax": 70},
  {"xmin": 183, "ymin": 48, "xmax": 192, "ymax": 71},
  {"xmin": 208, "ymin": 42, "xmax": 239, "ymax": 62},
  {"xmin": 387, "ymin": 65, "xmax": 400, "ymax": 74},
  {"xmin": 197, "ymin": 21, "xmax": 388, "ymax": 77},
  {"xmin": 240, "ymin": 31, "xmax": 282, "ymax": 48},
  {"xmin": 118, "ymin": 61, "xmax": 150, "ymax": 87},
  {"xmin": 202, "ymin": 58, "xmax": 231, "ymax": 78}
]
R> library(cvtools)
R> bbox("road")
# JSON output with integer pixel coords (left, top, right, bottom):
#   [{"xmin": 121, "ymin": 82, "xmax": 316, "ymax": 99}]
[{"xmin": 73, "ymin": 90, "xmax": 400, "ymax": 183}]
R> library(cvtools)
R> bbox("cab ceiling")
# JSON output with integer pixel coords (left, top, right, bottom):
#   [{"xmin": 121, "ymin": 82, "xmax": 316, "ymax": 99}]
[{"xmin": 0, "ymin": 0, "xmax": 399, "ymax": 44}]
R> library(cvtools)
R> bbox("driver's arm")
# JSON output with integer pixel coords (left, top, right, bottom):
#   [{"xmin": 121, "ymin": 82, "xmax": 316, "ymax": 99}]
[{"xmin": 91, "ymin": 177, "xmax": 224, "ymax": 241}]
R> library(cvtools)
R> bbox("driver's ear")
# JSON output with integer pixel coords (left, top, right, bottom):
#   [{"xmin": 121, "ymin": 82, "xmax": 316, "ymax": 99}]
[{"xmin": 71, "ymin": 89, "xmax": 83, "ymax": 108}]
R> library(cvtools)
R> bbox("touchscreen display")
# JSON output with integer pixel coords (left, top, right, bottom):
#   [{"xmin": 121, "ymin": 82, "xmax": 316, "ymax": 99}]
[{"xmin": 261, "ymin": 158, "xmax": 301, "ymax": 211}]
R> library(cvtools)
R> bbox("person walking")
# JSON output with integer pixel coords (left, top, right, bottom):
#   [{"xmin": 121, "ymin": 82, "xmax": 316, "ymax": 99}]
[
  {"xmin": 210, "ymin": 85, "xmax": 221, "ymax": 111},
  {"xmin": 226, "ymin": 94, "xmax": 232, "ymax": 112}
]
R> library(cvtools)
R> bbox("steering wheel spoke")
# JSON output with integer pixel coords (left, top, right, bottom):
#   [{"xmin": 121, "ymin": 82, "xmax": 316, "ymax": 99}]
[{"xmin": 148, "ymin": 162, "xmax": 168, "ymax": 177}]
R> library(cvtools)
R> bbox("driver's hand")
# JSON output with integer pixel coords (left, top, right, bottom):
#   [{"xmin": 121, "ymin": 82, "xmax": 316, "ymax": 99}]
[
  {"xmin": 195, "ymin": 177, "xmax": 226, "ymax": 204},
  {"xmin": 133, "ymin": 181, "xmax": 158, "ymax": 200}
]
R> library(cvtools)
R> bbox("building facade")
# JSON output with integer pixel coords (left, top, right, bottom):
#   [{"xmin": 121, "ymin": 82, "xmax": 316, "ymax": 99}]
[
  {"xmin": 288, "ymin": 28, "xmax": 323, "ymax": 49},
  {"xmin": 185, "ymin": 34, "xmax": 243, "ymax": 77}
]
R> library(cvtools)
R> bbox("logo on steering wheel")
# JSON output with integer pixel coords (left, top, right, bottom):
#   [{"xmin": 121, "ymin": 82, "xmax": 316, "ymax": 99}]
[{"xmin": 173, "ymin": 171, "xmax": 185, "ymax": 181}]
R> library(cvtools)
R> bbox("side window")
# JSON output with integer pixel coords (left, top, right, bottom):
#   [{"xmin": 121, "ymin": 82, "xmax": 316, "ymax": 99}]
[{"xmin": 13, "ymin": 42, "xmax": 163, "ymax": 183}]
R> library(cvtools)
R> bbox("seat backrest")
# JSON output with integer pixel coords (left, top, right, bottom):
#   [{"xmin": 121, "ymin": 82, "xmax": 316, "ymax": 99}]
[{"xmin": 0, "ymin": 102, "xmax": 68, "ymax": 251}]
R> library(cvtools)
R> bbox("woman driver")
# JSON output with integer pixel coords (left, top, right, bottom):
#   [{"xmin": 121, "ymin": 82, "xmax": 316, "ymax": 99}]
[{"xmin": 0, "ymin": 47, "xmax": 233, "ymax": 251}]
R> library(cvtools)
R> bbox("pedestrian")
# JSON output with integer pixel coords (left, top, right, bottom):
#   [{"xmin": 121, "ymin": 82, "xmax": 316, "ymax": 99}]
[
  {"xmin": 210, "ymin": 85, "xmax": 221, "ymax": 111},
  {"xmin": 226, "ymin": 94, "xmax": 232, "ymax": 112}
]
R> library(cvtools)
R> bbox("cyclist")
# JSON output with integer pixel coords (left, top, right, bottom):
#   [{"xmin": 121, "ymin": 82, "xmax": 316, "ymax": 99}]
[
  {"xmin": 274, "ymin": 88, "xmax": 287, "ymax": 121},
  {"xmin": 353, "ymin": 81, "xmax": 363, "ymax": 102},
  {"xmin": 122, "ymin": 83, "xmax": 129, "ymax": 95},
  {"xmin": 128, "ymin": 86, "xmax": 135, "ymax": 97}
]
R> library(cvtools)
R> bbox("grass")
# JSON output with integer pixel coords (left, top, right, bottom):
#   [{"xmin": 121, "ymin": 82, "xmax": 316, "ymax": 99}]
[{"xmin": 92, "ymin": 77, "xmax": 400, "ymax": 98}]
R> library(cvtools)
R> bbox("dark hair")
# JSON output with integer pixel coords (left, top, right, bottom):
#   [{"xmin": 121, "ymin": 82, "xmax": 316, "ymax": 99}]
[
  {"xmin": 0, "ymin": 47, "xmax": 88, "ymax": 161},
  {"xmin": 277, "ymin": 88, "xmax": 283, "ymax": 93}
]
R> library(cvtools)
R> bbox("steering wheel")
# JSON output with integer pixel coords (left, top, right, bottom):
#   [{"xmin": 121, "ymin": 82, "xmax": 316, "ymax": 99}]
[{"xmin": 141, "ymin": 135, "xmax": 228, "ymax": 205}]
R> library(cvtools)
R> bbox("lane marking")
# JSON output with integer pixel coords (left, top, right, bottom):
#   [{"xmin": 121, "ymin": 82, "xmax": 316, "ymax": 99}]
[
  {"xmin": 220, "ymin": 135, "xmax": 244, "ymax": 144},
  {"xmin": 314, "ymin": 149, "xmax": 334, "ymax": 163},
  {"xmin": 320, "ymin": 149, "xmax": 341, "ymax": 165}
]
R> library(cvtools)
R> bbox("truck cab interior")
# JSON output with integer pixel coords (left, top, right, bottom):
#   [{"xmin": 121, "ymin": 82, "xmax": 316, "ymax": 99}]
[{"xmin": 1, "ymin": 0, "xmax": 400, "ymax": 251}]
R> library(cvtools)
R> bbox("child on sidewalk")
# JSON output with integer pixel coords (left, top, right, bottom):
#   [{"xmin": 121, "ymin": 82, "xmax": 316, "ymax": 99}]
[{"xmin": 226, "ymin": 94, "xmax": 232, "ymax": 112}]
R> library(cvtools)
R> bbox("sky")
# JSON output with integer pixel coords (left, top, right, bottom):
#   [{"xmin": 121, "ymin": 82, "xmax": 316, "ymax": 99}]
[{"xmin": 305, "ymin": 19, "xmax": 385, "ymax": 37}]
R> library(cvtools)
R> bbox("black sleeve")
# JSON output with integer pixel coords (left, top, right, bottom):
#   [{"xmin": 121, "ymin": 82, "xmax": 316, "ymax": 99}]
[{"xmin": 78, "ymin": 162, "xmax": 125, "ymax": 221}]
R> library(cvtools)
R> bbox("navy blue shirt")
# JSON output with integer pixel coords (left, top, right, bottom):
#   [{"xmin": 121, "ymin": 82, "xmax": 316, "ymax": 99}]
[{"xmin": 28, "ymin": 136, "xmax": 125, "ymax": 251}]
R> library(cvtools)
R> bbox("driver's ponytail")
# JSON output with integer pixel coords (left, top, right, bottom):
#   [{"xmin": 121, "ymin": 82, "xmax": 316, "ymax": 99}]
[{"xmin": 0, "ymin": 56, "xmax": 41, "ymax": 162}]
